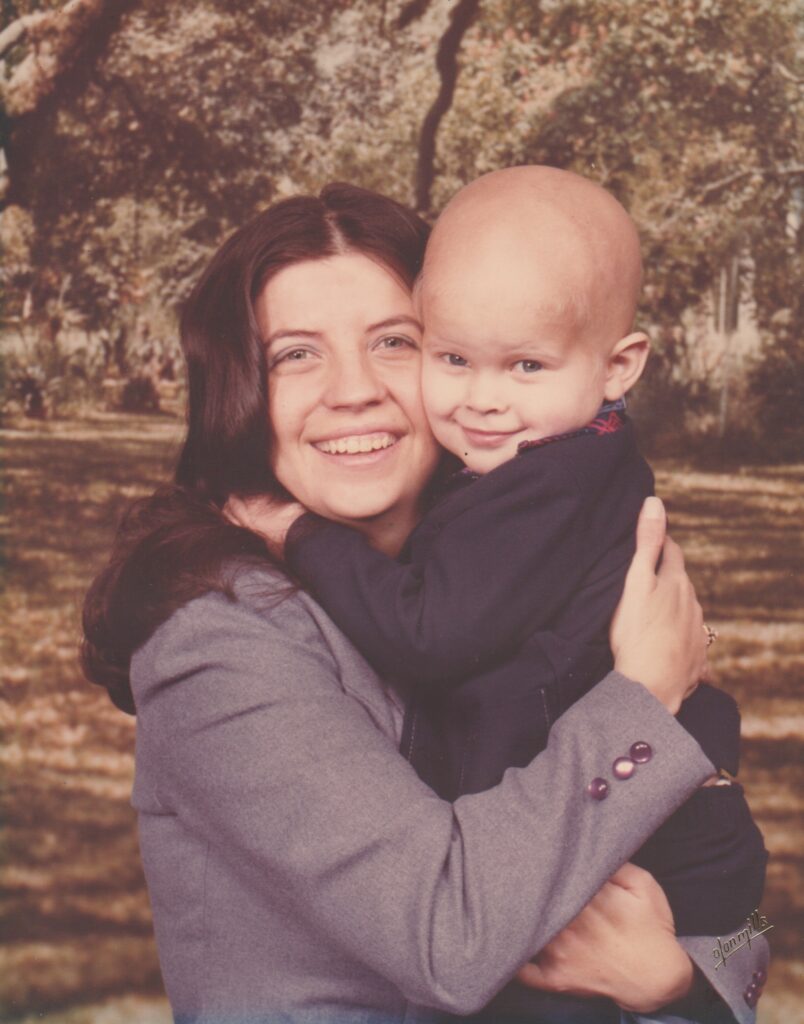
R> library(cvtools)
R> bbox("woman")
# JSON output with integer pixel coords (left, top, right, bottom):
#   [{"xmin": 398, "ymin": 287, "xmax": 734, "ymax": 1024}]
[{"xmin": 83, "ymin": 184, "xmax": 766, "ymax": 1024}]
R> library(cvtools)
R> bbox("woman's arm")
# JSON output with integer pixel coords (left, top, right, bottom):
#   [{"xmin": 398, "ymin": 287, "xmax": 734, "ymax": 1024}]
[
  {"xmin": 516, "ymin": 864, "xmax": 769, "ymax": 1024},
  {"xmin": 133, "ymin": 515, "xmax": 711, "ymax": 1015}
]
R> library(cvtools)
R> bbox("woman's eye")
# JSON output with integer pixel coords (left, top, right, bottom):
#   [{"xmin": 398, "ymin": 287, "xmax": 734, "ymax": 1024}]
[
  {"xmin": 376, "ymin": 334, "xmax": 416, "ymax": 352},
  {"xmin": 270, "ymin": 347, "xmax": 314, "ymax": 370},
  {"xmin": 515, "ymin": 359, "xmax": 543, "ymax": 373},
  {"xmin": 442, "ymin": 353, "xmax": 468, "ymax": 367}
]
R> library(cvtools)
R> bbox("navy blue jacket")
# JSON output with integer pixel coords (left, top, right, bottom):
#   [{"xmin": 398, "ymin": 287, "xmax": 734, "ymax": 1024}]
[{"xmin": 286, "ymin": 421, "xmax": 767, "ymax": 1020}]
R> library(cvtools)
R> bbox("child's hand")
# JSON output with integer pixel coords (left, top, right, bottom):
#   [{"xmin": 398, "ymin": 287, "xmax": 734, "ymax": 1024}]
[{"xmin": 225, "ymin": 494, "xmax": 306, "ymax": 557}]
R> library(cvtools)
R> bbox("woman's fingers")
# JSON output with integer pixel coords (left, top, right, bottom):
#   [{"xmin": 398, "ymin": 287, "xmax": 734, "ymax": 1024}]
[
  {"xmin": 515, "ymin": 960, "xmax": 551, "ymax": 989},
  {"xmin": 610, "ymin": 521, "xmax": 708, "ymax": 713},
  {"xmin": 623, "ymin": 497, "xmax": 666, "ymax": 594},
  {"xmin": 516, "ymin": 865, "xmax": 693, "ymax": 1011},
  {"xmin": 606, "ymin": 861, "xmax": 654, "ymax": 893}
]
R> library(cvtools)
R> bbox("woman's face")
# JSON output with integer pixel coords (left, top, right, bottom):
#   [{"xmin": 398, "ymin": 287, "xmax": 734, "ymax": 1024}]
[{"xmin": 257, "ymin": 252, "xmax": 440, "ymax": 537}]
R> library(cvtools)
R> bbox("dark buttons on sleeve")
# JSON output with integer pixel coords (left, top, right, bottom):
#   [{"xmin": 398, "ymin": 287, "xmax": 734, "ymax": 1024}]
[
  {"xmin": 753, "ymin": 969, "xmax": 767, "ymax": 986},
  {"xmin": 587, "ymin": 777, "xmax": 609, "ymax": 800},
  {"xmin": 630, "ymin": 741, "xmax": 652, "ymax": 763},
  {"xmin": 743, "ymin": 982, "xmax": 759, "ymax": 1008},
  {"xmin": 613, "ymin": 756, "xmax": 636, "ymax": 780}
]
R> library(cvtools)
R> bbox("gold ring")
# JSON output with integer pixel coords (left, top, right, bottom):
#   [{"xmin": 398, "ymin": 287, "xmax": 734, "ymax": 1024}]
[{"xmin": 703, "ymin": 624, "xmax": 718, "ymax": 648}]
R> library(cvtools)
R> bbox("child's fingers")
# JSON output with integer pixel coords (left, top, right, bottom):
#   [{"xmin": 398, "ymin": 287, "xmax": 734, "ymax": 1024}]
[{"xmin": 223, "ymin": 495, "xmax": 248, "ymax": 527}]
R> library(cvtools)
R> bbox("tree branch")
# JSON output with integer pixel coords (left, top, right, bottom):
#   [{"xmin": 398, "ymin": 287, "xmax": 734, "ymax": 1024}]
[
  {"xmin": 1, "ymin": 0, "xmax": 137, "ymax": 210},
  {"xmin": 413, "ymin": 0, "xmax": 481, "ymax": 213},
  {"xmin": 1, "ymin": 0, "xmax": 135, "ymax": 118},
  {"xmin": 0, "ymin": 13, "xmax": 45, "ymax": 62},
  {"xmin": 774, "ymin": 60, "xmax": 804, "ymax": 86},
  {"xmin": 701, "ymin": 164, "xmax": 804, "ymax": 199},
  {"xmin": 396, "ymin": 0, "xmax": 433, "ymax": 31}
]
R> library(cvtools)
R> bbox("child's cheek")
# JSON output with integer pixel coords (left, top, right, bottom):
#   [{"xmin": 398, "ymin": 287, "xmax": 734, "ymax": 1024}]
[{"xmin": 421, "ymin": 363, "xmax": 459, "ymax": 452}]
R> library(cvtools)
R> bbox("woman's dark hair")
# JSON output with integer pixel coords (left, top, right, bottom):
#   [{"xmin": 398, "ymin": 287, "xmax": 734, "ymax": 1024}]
[{"xmin": 82, "ymin": 183, "xmax": 430, "ymax": 714}]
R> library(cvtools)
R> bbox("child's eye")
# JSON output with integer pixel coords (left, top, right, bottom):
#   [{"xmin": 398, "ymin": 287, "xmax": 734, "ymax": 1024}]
[
  {"xmin": 442, "ymin": 353, "xmax": 469, "ymax": 367},
  {"xmin": 514, "ymin": 359, "xmax": 543, "ymax": 373}
]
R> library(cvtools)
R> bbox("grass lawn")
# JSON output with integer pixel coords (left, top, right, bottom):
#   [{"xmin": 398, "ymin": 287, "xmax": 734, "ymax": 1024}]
[{"xmin": 1, "ymin": 413, "xmax": 802, "ymax": 1022}]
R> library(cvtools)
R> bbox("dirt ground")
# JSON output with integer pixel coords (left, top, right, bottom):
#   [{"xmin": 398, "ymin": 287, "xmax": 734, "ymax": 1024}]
[{"xmin": 1, "ymin": 413, "xmax": 802, "ymax": 1022}]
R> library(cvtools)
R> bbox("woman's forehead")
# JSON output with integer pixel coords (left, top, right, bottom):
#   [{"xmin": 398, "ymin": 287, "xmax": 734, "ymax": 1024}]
[{"xmin": 256, "ymin": 252, "xmax": 416, "ymax": 339}]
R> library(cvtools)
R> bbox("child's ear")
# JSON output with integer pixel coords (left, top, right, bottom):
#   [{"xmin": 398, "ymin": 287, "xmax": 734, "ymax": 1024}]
[{"xmin": 604, "ymin": 332, "xmax": 649, "ymax": 402}]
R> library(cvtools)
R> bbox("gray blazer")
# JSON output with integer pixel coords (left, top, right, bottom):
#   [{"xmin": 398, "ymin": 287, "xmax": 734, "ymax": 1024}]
[{"xmin": 131, "ymin": 571, "xmax": 768, "ymax": 1024}]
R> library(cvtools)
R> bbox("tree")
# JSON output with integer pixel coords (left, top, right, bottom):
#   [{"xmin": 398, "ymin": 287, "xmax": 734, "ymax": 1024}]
[{"xmin": 1, "ymin": 0, "xmax": 800, "ymax": 442}]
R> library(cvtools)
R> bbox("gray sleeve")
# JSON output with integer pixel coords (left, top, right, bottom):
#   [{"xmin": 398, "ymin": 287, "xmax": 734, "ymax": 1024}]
[
  {"xmin": 622, "ymin": 933, "xmax": 769, "ymax": 1024},
  {"xmin": 678, "ymin": 932, "xmax": 769, "ymax": 1024},
  {"xmin": 135, "ymin": 590, "xmax": 715, "ymax": 1015}
]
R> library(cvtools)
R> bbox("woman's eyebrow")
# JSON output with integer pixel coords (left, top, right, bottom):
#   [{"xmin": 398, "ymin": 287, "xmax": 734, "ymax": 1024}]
[
  {"xmin": 263, "ymin": 328, "xmax": 321, "ymax": 347},
  {"xmin": 265, "ymin": 316, "xmax": 422, "ymax": 347},
  {"xmin": 368, "ymin": 315, "xmax": 423, "ymax": 333}
]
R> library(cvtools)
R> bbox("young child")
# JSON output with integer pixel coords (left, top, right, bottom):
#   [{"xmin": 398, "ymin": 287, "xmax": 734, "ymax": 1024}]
[{"xmin": 249, "ymin": 167, "xmax": 767, "ymax": 1022}]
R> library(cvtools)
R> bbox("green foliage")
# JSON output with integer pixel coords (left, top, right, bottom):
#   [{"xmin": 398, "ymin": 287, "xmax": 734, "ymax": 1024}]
[
  {"xmin": 0, "ymin": 0, "xmax": 801, "ymax": 448},
  {"xmin": 748, "ymin": 337, "xmax": 804, "ymax": 457}
]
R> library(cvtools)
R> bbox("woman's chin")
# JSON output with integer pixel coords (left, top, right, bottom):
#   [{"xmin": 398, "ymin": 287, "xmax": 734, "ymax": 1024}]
[{"xmin": 313, "ymin": 487, "xmax": 407, "ymax": 525}]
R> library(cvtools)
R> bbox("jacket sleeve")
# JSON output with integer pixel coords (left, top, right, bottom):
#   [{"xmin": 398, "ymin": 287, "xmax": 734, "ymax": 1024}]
[
  {"xmin": 633, "ymin": 689, "xmax": 768, "ymax": 937},
  {"xmin": 285, "ymin": 455, "xmax": 594, "ymax": 683},
  {"xmin": 623, "ymin": 932, "xmax": 771, "ymax": 1024},
  {"xmin": 135, "ymin": 588, "xmax": 715, "ymax": 1015}
]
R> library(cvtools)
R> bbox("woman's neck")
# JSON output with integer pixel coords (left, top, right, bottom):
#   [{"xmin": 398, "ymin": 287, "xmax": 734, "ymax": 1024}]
[{"xmin": 350, "ymin": 502, "xmax": 421, "ymax": 557}]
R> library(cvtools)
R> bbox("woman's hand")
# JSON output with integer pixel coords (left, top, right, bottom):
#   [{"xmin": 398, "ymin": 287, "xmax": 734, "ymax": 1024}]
[
  {"xmin": 516, "ymin": 863, "xmax": 694, "ymax": 1013},
  {"xmin": 610, "ymin": 496, "xmax": 707, "ymax": 714},
  {"xmin": 225, "ymin": 494, "xmax": 306, "ymax": 557}
]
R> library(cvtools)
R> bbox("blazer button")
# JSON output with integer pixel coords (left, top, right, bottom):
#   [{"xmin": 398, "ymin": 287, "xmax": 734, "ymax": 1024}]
[
  {"xmin": 587, "ymin": 778, "xmax": 609, "ymax": 800},
  {"xmin": 753, "ymin": 969, "xmax": 767, "ymax": 986},
  {"xmin": 613, "ymin": 756, "xmax": 636, "ymax": 780},
  {"xmin": 743, "ymin": 983, "xmax": 759, "ymax": 1007},
  {"xmin": 630, "ymin": 741, "xmax": 653, "ymax": 763}
]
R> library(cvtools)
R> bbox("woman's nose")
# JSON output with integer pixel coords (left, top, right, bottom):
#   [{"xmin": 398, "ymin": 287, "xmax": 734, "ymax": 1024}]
[{"xmin": 324, "ymin": 350, "xmax": 387, "ymax": 410}]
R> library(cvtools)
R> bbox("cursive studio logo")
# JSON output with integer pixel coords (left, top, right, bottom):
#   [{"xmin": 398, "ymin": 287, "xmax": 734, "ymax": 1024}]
[{"xmin": 713, "ymin": 910, "xmax": 774, "ymax": 969}]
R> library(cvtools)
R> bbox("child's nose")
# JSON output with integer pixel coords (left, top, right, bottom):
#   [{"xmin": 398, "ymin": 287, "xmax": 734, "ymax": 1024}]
[{"xmin": 465, "ymin": 372, "xmax": 507, "ymax": 414}]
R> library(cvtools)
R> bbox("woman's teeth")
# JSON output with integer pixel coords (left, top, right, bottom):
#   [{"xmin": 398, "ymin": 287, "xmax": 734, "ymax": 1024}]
[{"xmin": 314, "ymin": 433, "xmax": 397, "ymax": 455}]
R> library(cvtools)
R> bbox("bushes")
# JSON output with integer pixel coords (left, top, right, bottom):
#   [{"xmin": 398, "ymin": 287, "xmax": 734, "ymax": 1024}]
[
  {"xmin": 747, "ymin": 343, "xmax": 804, "ymax": 461},
  {"xmin": 120, "ymin": 375, "xmax": 161, "ymax": 413}
]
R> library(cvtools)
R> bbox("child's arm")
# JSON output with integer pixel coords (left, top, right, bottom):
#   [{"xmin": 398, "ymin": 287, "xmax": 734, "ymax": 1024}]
[{"xmin": 285, "ymin": 452, "xmax": 610, "ymax": 682}]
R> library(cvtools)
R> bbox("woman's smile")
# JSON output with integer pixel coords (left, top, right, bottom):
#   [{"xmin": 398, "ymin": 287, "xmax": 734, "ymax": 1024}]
[
  {"xmin": 312, "ymin": 430, "xmax": 399, "ymax": 456},
  {"xmin": 257, "ymin": 252, "xmax": 440, "ymax": 541}
]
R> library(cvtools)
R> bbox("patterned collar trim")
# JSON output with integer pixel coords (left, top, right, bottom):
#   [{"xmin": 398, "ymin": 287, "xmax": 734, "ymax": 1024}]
[
  {"xmin": 450, "ymin": 399, "xmax": 628, "ymax": 485},
  {"xmin": 516, "ymin": 398, "xmax": 628, "ymax": 454}
]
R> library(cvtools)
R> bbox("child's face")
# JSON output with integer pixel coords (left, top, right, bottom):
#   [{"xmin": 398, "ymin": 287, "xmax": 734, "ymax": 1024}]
[{"xmin": 420, "ymin": 286, "xmax": 610, "ymax": 475}]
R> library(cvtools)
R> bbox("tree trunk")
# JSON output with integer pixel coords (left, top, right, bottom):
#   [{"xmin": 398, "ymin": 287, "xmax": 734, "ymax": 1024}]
[
  {"xmin": 716, "ymin": 257, "xmax": 741, "ymax": 440},
  {"xmin": 1, "ymin": 0, "xmax": 137, "ymax": 209},
  {"xmin": 413, "ymin": 0, "xmax": 481, "ymax": 214}
]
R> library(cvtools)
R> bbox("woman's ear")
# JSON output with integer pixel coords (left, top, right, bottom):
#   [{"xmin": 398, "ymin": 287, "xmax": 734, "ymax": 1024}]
[{"xmin": 604, "ymin": 332, "xmax": 650, "ymax": 402}]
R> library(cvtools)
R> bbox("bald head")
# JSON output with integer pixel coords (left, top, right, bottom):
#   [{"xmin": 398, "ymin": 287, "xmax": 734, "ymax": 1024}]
[{"xmin": 422, "ymin": 166, "xmax": 643, "ymax": 347}]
